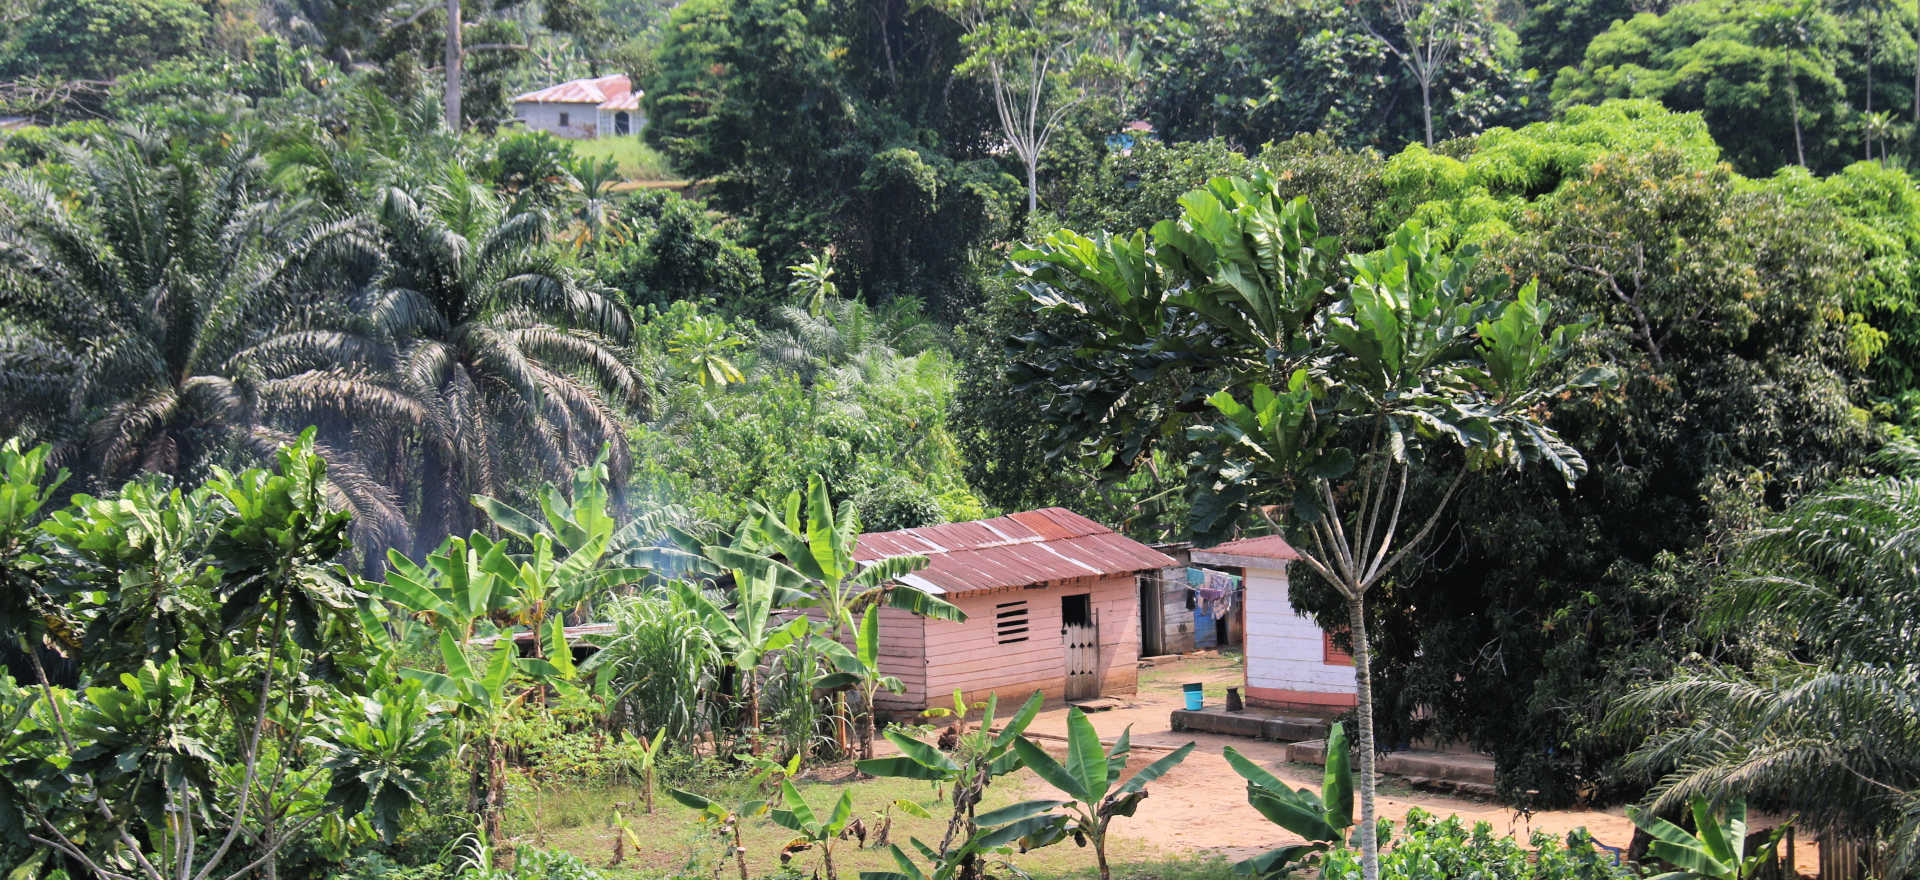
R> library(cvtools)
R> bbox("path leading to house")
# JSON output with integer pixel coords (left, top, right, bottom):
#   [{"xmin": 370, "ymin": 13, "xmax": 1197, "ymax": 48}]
[{"xmin": 1004, "ymin": 655, "xmax": 1817, "ymax": 874}]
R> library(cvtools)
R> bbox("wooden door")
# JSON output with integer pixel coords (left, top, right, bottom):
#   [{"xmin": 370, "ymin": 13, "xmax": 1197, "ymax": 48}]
[{"xmin": 1063, "ymin": 619, "xmax": 1100, "ymax": 700}]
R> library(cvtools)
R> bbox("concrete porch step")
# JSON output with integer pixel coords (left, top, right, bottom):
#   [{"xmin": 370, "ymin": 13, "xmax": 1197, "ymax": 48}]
[
  {"xmin": 1170, "ymin": 707, "xmax": 1331, "ymax": 743},
  {"xmin": 1288, "ymin": 738, "xmax": 1498, "ymax": 794}
]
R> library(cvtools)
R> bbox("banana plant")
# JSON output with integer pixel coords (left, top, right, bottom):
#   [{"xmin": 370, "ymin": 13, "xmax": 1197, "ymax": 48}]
[
  {"xmin": 1223, "ymin": 722, "xmax": 1355, "ymax": 878},
  {"xmin": 770, "ymin": 779, "xmax": 857, "ymax": 880},
  {"xmin": 380, "ymin": 529, "xmax": 583, "ymax": 837},
  {"xmin": 817, "ymin": 606, "xmax": 906, "ymax": 763},
  {"xmin": 620, "ymin": 731, "xmax": 667, "ymax": 813},
  {"xmin": 1006, "ymin": 708, "xmax": 1198, "ymax": 880},
  {"xmin": 668, "ymin": 566, "xmax": 811, "ymax": 748},
  {"xmin": 730, "ymin": 474, "xmax": 963, "ymax": 758},
  {"xmin": 374, "ymin": 534, "xmax": 513, "ymax": 642},
  {"xmin": 1628, "ymin": 797, "xmax": 1788, "ymax": 880},
  {"xmin": 857, "ymin": 692, "xmax": 1048, "ymax": 880},
  {"xmin": 669, "ymin": 787, "xmax": 770, "ymax": 880}
]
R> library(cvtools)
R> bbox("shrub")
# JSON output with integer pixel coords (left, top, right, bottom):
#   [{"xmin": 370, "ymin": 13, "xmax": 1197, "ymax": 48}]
[{"xmin": 1318, "ymin": 809, "xmax": 1632, "ymax": 880}]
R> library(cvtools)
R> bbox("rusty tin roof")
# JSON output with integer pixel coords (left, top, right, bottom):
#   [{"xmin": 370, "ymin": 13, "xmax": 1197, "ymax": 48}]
[
  {"xmin": 513, "ymin": 74, "xmax": 637, "ymax": 108},
  {"xmin": 1189, "ymin": 534, "xmax": 1299, "ymax": 568},
  {"xmin": 855, "ymin": 508, "xmax": 1175, "ymax": 596}
]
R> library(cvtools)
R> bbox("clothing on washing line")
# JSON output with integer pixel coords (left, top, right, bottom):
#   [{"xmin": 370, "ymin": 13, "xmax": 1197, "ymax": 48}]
[{"xmin": 1183, "ymin": 567, "xmax": 1240, "ymax": 618}]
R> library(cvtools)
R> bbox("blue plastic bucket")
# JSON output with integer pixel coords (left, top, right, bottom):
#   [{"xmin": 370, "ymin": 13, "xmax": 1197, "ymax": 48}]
[{"xmin": 1183, "ymin": 688, "xmax": 1204, "ymax": 711}]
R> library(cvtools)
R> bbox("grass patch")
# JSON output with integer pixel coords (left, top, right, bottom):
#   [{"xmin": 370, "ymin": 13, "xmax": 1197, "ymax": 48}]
[
  {"xmin": 571, "ymin": 137, "xmax": 677, "ymax": 182},
  {"xmin": 500, "ymin": 766, "xmax": 1217, "ymax": 880},
  {"xmin": 1139, "ymin": 651, "xmax": 1245, "ymax": 701}
]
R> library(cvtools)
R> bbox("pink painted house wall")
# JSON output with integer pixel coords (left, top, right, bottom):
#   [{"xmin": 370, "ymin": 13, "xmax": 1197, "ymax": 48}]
[{"xmin": 855, "ymin": 509, "xmax": 1169, "ymax": 713}]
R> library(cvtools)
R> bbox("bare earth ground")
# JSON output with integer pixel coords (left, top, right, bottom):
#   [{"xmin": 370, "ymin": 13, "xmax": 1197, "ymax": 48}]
[
  {"xmin": 1016, "ymin": 654, "xmax": 1818, "ymax": 874},
  {"xmin": 508, "ymin": 653, "xmax": 1814, "ymax": 877}
]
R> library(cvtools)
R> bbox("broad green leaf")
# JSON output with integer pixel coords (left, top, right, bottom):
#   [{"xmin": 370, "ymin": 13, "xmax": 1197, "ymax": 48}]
[
  {"xmin": 993, "ymin": 691, "xmax": 1046, "ymax": 750},
  {"xmin": 1064, "ymin": 708, "xmax": 1110, "ymax": 800},
  {"xmin": 884, "ymin": 728, "xmax": 960, "ymax": 773},
  {"xmin": 1321, "ymin": 722, "xmax": 1352, "ymax": 828},
  {"xmin": 826, "ymin": 789, "xmax": 854, "ymax": 833},
  {"xmin": 858, "ymin": 605, "xmax": 880, "ymax": 669},
  {"xmin": 437, "ymin": 631, "xmax": 473, "ymax": 680},
  {"xmin": 1223, "ymin": 746, "xmax": 1287, "ymax": 791},
  {"xmin": 667, "ymin": 788, "xmax": 714, "ymax": 811},
  {"xmin": 969, "ymin": 814, "xmax": 1066, "ymax": 852},
  {"xmin": 892, "ymin": 799, "xmax": 933, "ymax": 819},
  {"xmin": 1246, "ymin": 787, "xmax": 1339, "ymax": 842},
  {"xmin": 974, "ymin": 799, "xmax": 1065, "ymax": 826},
  {"xmin": 1012, "ymin": 736, "xmax": 1091, "ymax": 803},
  {"xmin": 857, "ymin": 754, "xmax": 951, "ymax": 779},
  {"xmin": 544, "ymin": 617, "xmax": 576, "ymax": 680},
  {"xmin": 1231, "ymin": 844, "xmax": 1321, "ymax": 879}
]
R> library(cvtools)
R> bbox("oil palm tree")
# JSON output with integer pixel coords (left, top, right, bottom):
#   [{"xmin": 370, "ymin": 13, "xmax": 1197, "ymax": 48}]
[
  {"xmin": 370, "ymin": 169, "xmax": 644, "ymax": 545},
  {"xmin": 0, "ymin": 133, "xmax": 414, "ymax": 553},
  {"xmin": 1614, "ymin": 441, "xmax": 1920, "ymax": 873},
  {"xmin": 562, "ymin": 155, "xmax": 630, "ymax": 252}
]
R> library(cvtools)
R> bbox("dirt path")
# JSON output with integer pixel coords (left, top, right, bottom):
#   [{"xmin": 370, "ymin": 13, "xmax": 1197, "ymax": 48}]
[{"xmin": 1008, "ymin": 656, "xmax": 1815, "ymax": 874}]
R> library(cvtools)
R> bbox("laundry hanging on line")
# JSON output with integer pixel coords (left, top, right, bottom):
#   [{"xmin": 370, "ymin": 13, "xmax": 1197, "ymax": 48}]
[{"xmin": 1183, "ymin": 567, "xmax": 1240, "ymax": 618}]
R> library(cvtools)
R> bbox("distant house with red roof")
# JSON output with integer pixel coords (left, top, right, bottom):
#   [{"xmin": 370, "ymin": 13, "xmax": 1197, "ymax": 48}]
[
  {"xmin": 511, "ymin": 74, "xmax": 643, "ymax": 139},
  {"xmin": 1191, "ymin": 534, "xmax": 1356, "ymax": 711},
  {"xmin": 854, "ymin": 508, "xmax": 1174, "ymax": 713}
]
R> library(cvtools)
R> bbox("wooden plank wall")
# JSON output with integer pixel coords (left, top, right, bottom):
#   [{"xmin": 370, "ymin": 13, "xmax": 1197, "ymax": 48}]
[
  {"xmin": 1154, "ymin": 566, "xmax": 1198, "ymax": 655},
  {"xmin": 1243, "ymin": 565, "xmax": 1356, "ymax": 703},
  {"xmin": 801, "ymin": 606, "xmax": 929, "ymax": 711},
  {"xmin": 918, "ymin": 574, "xmax": 1141, "ymax": 707}
]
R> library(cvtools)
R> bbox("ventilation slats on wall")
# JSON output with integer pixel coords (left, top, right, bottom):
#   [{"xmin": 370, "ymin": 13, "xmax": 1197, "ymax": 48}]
[{"xmin": 995, "ymin": 601, "xmax": 1030, "ymax": 644}]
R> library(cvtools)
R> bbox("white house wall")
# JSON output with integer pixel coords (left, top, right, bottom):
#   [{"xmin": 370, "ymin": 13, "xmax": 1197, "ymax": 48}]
[
  {"xmin": 1242, "ymin": 565, "xmax": 1356, "ymax": 706},
  {"xmin": 596, "ymin": 108, "xmax": 646, "ymax": 137},
  {"xmin": 513, "ymin": 101, "xmax": 601, "ymax": 138}
]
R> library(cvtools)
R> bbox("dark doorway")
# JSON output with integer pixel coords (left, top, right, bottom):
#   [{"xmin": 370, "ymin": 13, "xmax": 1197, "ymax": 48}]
[
  {"xmin": 1062, "ymin": 593, "xmax": 1091, "ymax": 627},
  {"xmin": 1138, "ymin": 575, "xmax": 1162, "ymax": 656},
  {"xmin": 614, "ymin": 111, "xmax": 631, "ymax": 135}
]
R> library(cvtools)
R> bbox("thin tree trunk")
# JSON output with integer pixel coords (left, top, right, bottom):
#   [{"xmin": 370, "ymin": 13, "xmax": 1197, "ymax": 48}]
[
  {"xmin": 1912, "ymin": 14, "xmax": 1918, "ymax": 128},
  {"xmin": 1093, "ymin": 831, "xmax": 1110, "ymax": 880},
  {"xmin": 745, "ymin": 674, "xmax": 761, "ymax": 754},
  {"xmin": 444, "ymin": 0, "xmax": 463, "ymax": 131},
  {"xmin": 1865, "ymin": 15, "xmax": 1875, "ymax": 160},
  {"xmin": 731, "ymin": 822, "xmax": 750, "ymax": 880},
  {"xmin": 1420, "ymin": 79, "xmax": 1434, "ymax": 147},
  {"xmin": 1347, "ymin": 596, "xmax": 1380, "ymax": 880},
  {"xmin": 1791, "ymin": 84, "xmax": 1806, "ymax": 166},
  {"xmin": 1025, "ymin": 157, "xmax": 1039, "ymax": 214}
]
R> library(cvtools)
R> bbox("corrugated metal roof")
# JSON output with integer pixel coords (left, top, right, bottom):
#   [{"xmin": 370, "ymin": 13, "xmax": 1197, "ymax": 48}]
[
  {"xmin": 471, "ymin": 622, "xmax": 616, "ymax": 647},
  {"xmin": 598, "ymin": 91, "xmax": 642, "ymax": 111},
  {"xmin": 512, "ymin": 74, "xmax": 639, "ymax": 108},
  {"xmin": 1194, "ymin": 534, "xmax": 1299, "ymax": 561},
  {"xmin": 855, "ymin": 508, "xmax": 1174, "ymax": 596}
]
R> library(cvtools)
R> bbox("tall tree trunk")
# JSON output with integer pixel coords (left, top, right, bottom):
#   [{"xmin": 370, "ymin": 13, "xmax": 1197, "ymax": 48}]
[
  {"xmin": 444, "ymin": 0, "xmax": 463, "ymax": 131},
  {"xmin": 1912, "ymin": 14, "xmax": 1918, "ymax": 128},
  {"xmin": 1347, "ymin": 596, "xmax": 1380, "ymax": 880},
  {"xmin": 1865, "ymin": 15, "xmax": 1875, "ymax": 160},
  {"xmin": 1025, "ymin": 157, "xmax": 1039, "ymax": 215},
  {"xmin": 1420, "ymin": 79, "xmax": 1434, "ymax": 147},
  {"xmin": 1791, "ymin": 83, "xmax": 1806, "ymax": 166},
  {"xmin": 745, "ymin": 673, "xmax": 761, "ymax": 754}
]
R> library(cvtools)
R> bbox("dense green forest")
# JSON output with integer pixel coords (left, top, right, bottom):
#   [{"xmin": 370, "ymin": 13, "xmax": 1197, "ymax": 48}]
[{"xmin": 5, "ymin": 0, "xmax": 1920, "ymax": 875}]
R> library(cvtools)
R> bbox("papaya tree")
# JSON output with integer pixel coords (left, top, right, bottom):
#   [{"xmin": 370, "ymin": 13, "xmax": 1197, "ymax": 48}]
[{"xmin": 1009, "ymin": 172, "xmax": 1607, "ymax": 880}]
